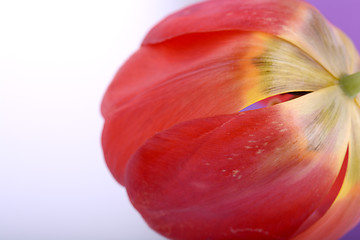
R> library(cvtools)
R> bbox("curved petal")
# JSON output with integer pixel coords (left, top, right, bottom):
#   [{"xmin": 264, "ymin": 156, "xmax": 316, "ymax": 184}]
[
  {"xmin": 143, "ymin": 0, "xmax": 307, "ymax": 44},
  {"xmin": 125, "ymin": 86, "xmax": 350, "ymax": 240},
  {"xmin": 144, "ymin": 0, "xmax": 358, "ymax": 77},
  {"xmin": 101, "ymin": 31, "xmax": 334, "ymax": 184},
  {"xmin": 293, "ymin": 102, "xmax": 360, "ymax": 240}
]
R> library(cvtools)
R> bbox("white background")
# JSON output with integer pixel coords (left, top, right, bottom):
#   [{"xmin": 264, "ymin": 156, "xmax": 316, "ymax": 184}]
[{"xmin": 0, "ymin": 1, "xmax": 199, "ymax": 239}]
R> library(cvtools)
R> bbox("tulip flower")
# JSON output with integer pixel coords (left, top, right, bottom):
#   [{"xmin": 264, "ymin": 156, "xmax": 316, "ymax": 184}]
[{"xmin": 101, "ymin": 0, "xmax": 360, "ymax": 239}]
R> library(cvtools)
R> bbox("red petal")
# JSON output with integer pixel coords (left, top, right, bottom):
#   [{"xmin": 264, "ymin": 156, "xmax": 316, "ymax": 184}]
[
  {"xmin": 102, "ymin": 31, "xmax": 251, "ymax": 184},
  {"xmin": 126, "ymin": 87, "xmax": 350, "ymax": 239},
  {"xmin": 143, "ymin": 0, "xmax": 305, "ymax": 45}
]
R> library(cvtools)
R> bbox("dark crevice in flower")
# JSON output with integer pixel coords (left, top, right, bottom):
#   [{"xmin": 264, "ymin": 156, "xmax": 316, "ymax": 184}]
[{"xmin": 241, "ymin": 91, "xmax": 311, "ymax": 112}]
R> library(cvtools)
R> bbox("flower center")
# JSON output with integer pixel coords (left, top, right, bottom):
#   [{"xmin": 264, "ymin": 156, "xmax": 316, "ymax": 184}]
[{"xmin": 339, "ymin": 72, "xmax": 360, "ymax": 98}]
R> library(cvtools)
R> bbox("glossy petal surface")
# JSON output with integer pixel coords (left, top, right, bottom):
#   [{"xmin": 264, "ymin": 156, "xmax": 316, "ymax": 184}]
[{"xmin": 126, "ymin": 87, "xmax": 350, "ymax": 240}]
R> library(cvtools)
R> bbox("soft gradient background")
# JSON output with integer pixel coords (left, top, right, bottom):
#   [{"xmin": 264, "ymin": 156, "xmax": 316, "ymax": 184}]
[{"xmin": 1, "ymin": 0, "xmax": 359, "ymax": 239}]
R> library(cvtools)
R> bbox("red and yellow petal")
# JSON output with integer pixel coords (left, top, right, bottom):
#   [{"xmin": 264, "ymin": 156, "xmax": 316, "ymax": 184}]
[
  {"xmin": 102, "ymin": 31, "xmax": 334, "ymax": 185},
  {"xmin": 144, "ymin": 0, "xmax": 359, "ymax": 77},
  {"xmin": 293, "ymin": 102, "xmax": 360, "ymax": 240},
  {"xmin": 125, "ymin": 86, "xmax": 350, "ymax": 239}
]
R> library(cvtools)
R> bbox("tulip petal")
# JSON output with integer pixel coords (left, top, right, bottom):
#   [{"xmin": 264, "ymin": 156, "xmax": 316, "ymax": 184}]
[
  {"xmin": 125, "ymin": 86, "xmax": 350, "ymax": 240},
  {"xmin": 143, "ymin": 0, "xmax": 307, "ymax": 44},
  {"xmin": 327, "ymin": 28, "xmax": 360, "ymax": 74},
  {"xmin": 293, "ymin": 102, "xmax": 360, "ymax": 240},
  {"xmin": 102, "ymin": 31, "xmax": 335, "ymax": 184},
  {"xmin": 144, "ymin": 0, "xmax": 359, "ymax": 77}
]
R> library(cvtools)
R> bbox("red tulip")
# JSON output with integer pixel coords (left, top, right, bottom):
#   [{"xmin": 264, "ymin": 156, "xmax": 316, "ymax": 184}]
[{"xmin": 101, "ymin": 0, "xmax": 360, "ymax": 239}]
